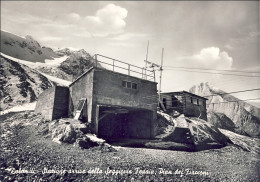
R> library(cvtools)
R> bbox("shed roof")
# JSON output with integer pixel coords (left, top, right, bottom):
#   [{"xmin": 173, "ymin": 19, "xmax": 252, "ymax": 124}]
[{"xmin": 161, "ymin": 91, "xmax": 208, "ymax": 100}]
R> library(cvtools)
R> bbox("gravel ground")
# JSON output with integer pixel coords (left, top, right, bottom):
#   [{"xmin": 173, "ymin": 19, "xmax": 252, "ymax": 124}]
[{"xmin": 1, "ymin": 112, "xmax": 259, "ymax": 181}]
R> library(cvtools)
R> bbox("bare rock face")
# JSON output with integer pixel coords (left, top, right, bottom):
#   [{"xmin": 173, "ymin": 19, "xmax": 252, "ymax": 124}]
[
  {"xmin": 189, "ymin": 82, "xmax": 260, "ymax": 138},
  {"xmin": 0, "ymin": 56, "xmax": 52, "ymax": 111},
  {"xmin": 48, "ymin": 119, "xmax": 117, "ymax": 151},
  {"xmin": 153, "ymin": 113, "xmax": 233, "ymax": 151},
  {"xmin": 207, "ymin": 112, "xmax": 236, "ymax": 132},
  {"xmin": 49, "ymin": 119, "xmax": 88, "ymax": 144},
  {"xmin": 160, "ymin": 115, "xmax": 232, "ymax": 146},
  {"xmin": 57, "ymin": 49, "xmax": 95, "ymax": 79}
]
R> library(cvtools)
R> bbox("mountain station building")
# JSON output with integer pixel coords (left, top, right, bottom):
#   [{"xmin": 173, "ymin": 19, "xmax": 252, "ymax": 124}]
[{"xmin": 35, "ymin": 54, "xmax": 158, "ymax": 139}]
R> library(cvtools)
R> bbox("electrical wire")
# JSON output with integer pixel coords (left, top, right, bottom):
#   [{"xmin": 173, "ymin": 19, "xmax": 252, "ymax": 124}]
[
  {"xmin": 142, "ymin": 88, "xmax": 260, "ymax": 100},
  {"xmin": 203, "ymin": 88, "xmax": 260, "ymax": 97},
  {"xmin": 163, "ymin": 68, "xmax": 260, "ymax": 78},
  {"xmin": 163, "ymin": 66, "xmax": 260, "ymax": 74},
  {"xmin": 207, "ymin": 98, "xmax": 260, "ymax": 105}
]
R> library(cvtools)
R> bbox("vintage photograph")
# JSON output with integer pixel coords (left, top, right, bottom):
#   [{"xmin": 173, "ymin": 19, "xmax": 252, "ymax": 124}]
[{"xmin": 0, "ymin": 1, "xmax": 259, "ymax": 181}]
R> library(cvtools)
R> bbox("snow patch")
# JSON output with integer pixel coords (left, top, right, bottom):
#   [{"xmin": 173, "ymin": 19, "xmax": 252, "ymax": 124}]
[
  {"xmin": 0, "ymin": 52, "xmax": 68, "ymax": 68},
  {"xmin": 40, "ymin": 72, "xmax": 71, "ymax": 86},
  {"xmin": 0, "ymin": 102, "xmax": 36, "ymax": 115},
  {"xmin": 57, "ymin": 47, "xmax": 80, "ymax": 51},
  {"xmin": 85, "ymin": 134, "xmax": 106, "ymax": 143},
  {"xmin": 44, "ymin": 56, "xmax": 68, "ymax": 65}
]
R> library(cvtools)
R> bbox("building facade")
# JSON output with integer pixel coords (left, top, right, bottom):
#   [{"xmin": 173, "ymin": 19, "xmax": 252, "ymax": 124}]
[
  {"xmin": 69, "ymin": 67, "xmax": 158, "ymax": 139},
  {"xmin": 161, "ymin": 91, "xmax": 208, "ymax": 121}
]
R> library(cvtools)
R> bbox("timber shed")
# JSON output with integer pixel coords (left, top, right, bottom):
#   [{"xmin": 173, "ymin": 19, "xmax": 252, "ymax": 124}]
[{"xmin": 160, "ymin": 91, "xmax": 208, "ymax": 121}]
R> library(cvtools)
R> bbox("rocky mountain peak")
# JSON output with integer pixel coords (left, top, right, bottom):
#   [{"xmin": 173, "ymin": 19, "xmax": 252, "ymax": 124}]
[
  {"xmin": 189, "ymin": 82, "xmax": 260, "ymax": 138},
  {"xmin": 56, "ymin": 48, "xmax": 72, "ymax": 56},
  {"xmin": 25, "ymin": 35, "xmax": 41, "ymax": 48},
  {"xmin": 189, "ymin": 82, "xmax": 223, "ymax": 97},
  {"xmin": 55, "ymin": 48, "xmax": 90, "ymax": 58}
]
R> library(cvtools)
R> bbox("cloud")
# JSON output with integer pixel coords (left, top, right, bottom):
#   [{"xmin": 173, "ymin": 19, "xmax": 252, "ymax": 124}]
[
  {"xmin": 107, "ymin": 42, "xmax": 137, "ymax": 47},
  {"xmin": 67, "ymin": 13, "xmax": 81, "ymax": 21},
  {"xmin": 224, "ymin": 44, "xmax": 234, "ymax": 50},
  {"xmin": 84, "ymin": 4, "xmax": 128, "ymax": 36},
  {"xmin": 176, "ymin": 47, "xmax": 233, "ymax": 69},
  {"xmin": 109, "ymin": 33, "xmax": 150, "ymax": 41},
  {"xmin": 50, "ymin": 4, "xmax": 128, "ymax": 37},
  {"xmin": 228, "ymin": 30, "xmax": 259, "ymax": 49}
]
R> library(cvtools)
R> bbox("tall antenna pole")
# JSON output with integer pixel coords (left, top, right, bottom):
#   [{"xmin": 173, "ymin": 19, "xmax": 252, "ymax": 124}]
[
  {"xmin": 158, "ymin": 48, "xmax": 164, "ymax": 106},
  {"xmin": 144, "ymin": 40, "xmax": 149, "ymax": 79}
]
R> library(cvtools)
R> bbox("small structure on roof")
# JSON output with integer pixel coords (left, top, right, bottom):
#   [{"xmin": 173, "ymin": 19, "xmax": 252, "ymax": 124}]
[{"xmin": 160, "ymin": 91, "xmax": 208, "ymax": 121}]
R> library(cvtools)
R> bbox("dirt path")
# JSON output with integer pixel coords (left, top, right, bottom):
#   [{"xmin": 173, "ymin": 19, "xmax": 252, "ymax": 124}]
[{"xmin": 1, "ymin": 113, "xmax": 259, "ymax": 181}]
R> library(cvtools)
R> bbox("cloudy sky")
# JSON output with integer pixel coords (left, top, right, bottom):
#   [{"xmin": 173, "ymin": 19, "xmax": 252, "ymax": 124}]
[{"xmin": 1, "ymin": 1, "xmax": 260, "ymax": 105}]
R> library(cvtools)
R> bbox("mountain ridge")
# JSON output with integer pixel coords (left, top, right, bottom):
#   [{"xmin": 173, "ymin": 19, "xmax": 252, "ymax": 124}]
[
  {"xmin": 1, "ymin": 30, "xmax": 58, "ymax": 63},
  {"xmin": 189, "ymin": 82, "xmax": 260, "ymax": 138},
  {"xmin": 1, "ymin": 30, "xmax": 96, "ymax": 81}
]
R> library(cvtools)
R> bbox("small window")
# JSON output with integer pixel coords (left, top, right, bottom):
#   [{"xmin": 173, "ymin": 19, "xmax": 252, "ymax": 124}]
[
  {"xmin": 127, "ymin": 82, "xmax": 131, "ymax": 88},
  {"xmin": 197, "ymin": 99, "xmax": 199, "ymax": 105},
  {"xmin": 122, "ymin": 81, "xmax": 127, "ymax": 87},
  {"xmin": 122, "ymin": 80, "xmax": 137, "ymax": 90},
  {"xmin": 132, "ymin": 83, "xmax": 137, "ymax": 89},
  {"xmin": 190, "ymin": 97, "xmax": 193, "ymax": 104}
]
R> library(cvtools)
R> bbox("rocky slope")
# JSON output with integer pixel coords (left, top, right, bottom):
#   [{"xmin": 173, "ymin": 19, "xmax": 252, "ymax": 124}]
[
  {"xmin": 190, "ymin": 82, "xmax": 260, "ymax": 138},
  {"xmin": 0, "ymin": 30, "xmax": 101, "ymax": 112},
  {"xmin": 0, "ymin": 55, "xmax": 52, "ymax": 111},
  {"xmin": 1, "ymin": 30, "xmax": 97, "ymax": 81},
  {"xmin": 1, "ymin": 111, "xmax": 259, "ymax": 182}
]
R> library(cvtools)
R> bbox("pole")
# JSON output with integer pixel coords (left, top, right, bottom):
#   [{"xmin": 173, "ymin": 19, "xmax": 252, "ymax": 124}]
[
  {"xmin": 158, "ymin": 48, "xmax": 164, "ymax": 106},
  {"xmin": 144, "ymin": 40, "xmax": 149, "ymax": 79}
]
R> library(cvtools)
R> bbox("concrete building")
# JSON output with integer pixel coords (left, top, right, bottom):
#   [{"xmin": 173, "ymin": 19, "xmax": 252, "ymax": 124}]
[
  {"xmin": 35, "ymin": 86, "xmax": 69, "ymax": 120},
  {"xmin": 35, "ymin": 54, "xmax": 158, "ymax": 139},
  {"xmin": 160, "ymin": 91, "xmax": 208, "ymax": 121}
]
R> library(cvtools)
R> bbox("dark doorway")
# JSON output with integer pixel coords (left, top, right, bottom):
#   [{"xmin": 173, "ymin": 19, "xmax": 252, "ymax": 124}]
[
  {"xmin": 97, "ymin": 106, "xmax": 153, "ymax": 140},
  {"xmin": 162, "ymin": 98, "xmax": 167, "ymax": 109}
]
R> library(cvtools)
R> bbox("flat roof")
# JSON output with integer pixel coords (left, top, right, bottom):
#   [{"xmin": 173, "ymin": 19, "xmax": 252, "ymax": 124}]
[{"xmin": 69, "ymin": 66, "xmax": 157, "ymax": 87}]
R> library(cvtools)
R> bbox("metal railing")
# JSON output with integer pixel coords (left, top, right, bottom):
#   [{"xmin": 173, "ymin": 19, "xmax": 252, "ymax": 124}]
[{"xmin": 92, "ymin": 54, "xmax": 155, "ymax": 81}]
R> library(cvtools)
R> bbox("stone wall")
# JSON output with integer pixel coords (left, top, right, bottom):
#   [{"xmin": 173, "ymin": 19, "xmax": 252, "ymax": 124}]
[
  {"xmin": 35, "ymin": 86, "xmax": 69, "ymax": 120},
  {"xmin": 92, "ymin": 69, "xmax": 157, "ymax": 109},
  {"xmin": 35, "ymin": 87, "xmax": 55, "ymax": 120},
  {"xmin": 92, "ymin": 68, "xmax": 157, "ymax": 137},
  {"xmin": 69, "ymin": 68, "xmax": 94, "ymax": 123}
]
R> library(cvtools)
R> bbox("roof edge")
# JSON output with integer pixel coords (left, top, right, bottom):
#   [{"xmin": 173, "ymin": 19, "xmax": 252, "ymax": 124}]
[
  {"xmin": 69, "ymin": 66, "xmax": 94, "ymax": 87},
  {"xmin": 161, "ymin": 90, "xmax": 208, "ymax": 100}
]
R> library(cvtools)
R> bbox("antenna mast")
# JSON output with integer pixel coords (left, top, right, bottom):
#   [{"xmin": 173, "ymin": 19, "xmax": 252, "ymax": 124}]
[
  {"xmin": 158, "ymin": 48, "xmax": 164, "ymax": 106},
  {"xmin": 144, "ymin": 40, "xmax": 149, "ymax": 79}
]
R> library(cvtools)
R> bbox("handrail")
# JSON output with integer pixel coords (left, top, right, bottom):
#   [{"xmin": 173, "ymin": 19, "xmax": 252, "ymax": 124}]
[
  {"xmin": 96, "ymin": 54, "xmax": 151, "ymax": 71},
  {"xmin": 93, "ymin": 54, "xmax": 155, "ymax": 81}
]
